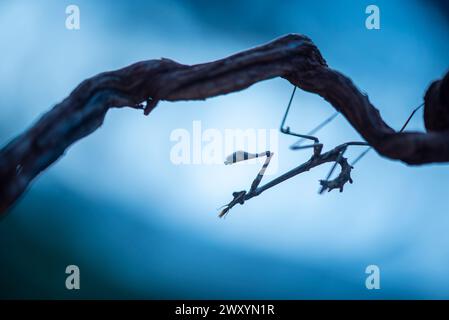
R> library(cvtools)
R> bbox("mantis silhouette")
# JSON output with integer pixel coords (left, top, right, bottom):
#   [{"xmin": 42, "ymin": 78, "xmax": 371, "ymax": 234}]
[{"xmin": 218, "ymin": 86, "xmax": 424, "ymax": 218}]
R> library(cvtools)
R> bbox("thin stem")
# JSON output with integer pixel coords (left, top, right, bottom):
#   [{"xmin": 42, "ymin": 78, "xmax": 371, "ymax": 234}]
[
  {"xmin": 399, "ymin": 103, "xmax": 424, "ymax": 132},
  {"xmin": 291, "ymin": 112, "xmax": 339, "ymax": 148},
  {"xmin": 280, "ymin": 85, "xmax": 297, "ymax": 130},
  {"xmin": 351, "ymin": 102, "xmax": 424, "ymax": 166},
  {"xmin": 280, "ymin": 86, "xmax": 320, "ymax": 143}
]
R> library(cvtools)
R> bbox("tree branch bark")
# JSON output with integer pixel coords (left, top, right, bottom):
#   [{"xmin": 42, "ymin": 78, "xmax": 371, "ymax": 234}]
[{"xmin": 0, "ymin": 34, "xmax": 448, "ymax": 213}]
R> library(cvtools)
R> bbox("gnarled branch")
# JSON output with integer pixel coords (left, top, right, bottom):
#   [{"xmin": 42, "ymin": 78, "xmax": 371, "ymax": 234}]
[{"xmin": 0, "ymin": 34, "xmax": 448, "ymax": 213}]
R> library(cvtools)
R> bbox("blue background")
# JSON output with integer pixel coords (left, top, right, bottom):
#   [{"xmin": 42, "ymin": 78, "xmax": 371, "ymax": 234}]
[{"xmin": 0, "ymin": 0, "xmax": 448, "ymax": 299}]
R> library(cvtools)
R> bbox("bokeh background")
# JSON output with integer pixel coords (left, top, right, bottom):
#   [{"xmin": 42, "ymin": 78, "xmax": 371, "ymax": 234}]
[{"xmin": 0, "ymin": 0, "xmax": 448, "ymax": 299}]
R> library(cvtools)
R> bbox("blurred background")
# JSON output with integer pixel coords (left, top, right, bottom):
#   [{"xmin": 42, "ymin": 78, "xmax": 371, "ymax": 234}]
[{"xmin": 0, "ymin": 0, "xmax": 448, "ymax": 299}]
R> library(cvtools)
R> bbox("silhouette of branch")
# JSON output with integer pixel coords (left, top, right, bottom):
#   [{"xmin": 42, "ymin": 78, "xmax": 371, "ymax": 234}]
[{"xmin": 0, "ymin": 33, "xmax": 448, "ymax": 213}]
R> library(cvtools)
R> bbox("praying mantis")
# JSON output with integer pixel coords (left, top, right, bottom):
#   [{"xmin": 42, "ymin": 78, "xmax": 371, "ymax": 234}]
[{"xmin": 218, "ymin": 86, "xmax": 424, "ymax": 218}]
